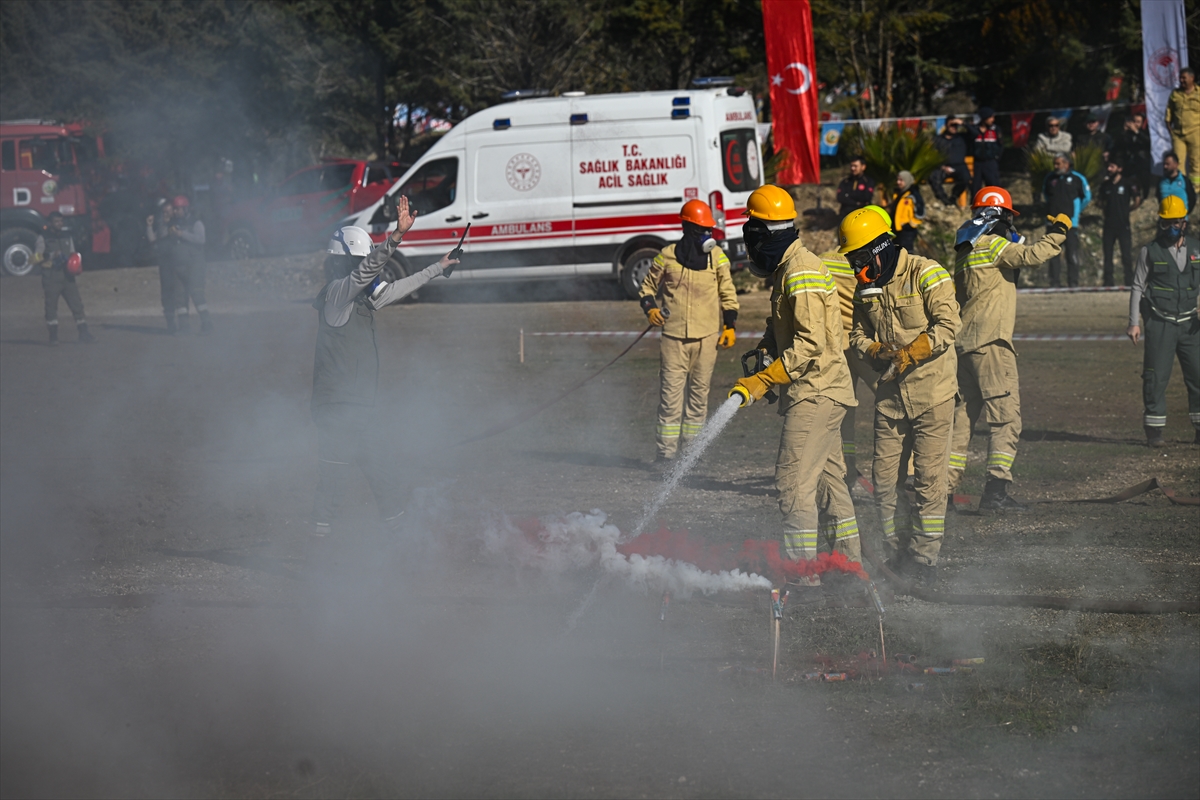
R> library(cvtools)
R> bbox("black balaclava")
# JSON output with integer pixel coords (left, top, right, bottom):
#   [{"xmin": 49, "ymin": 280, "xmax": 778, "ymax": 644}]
[
  {"xmin": 675, "ymin": 221, "xmax": 715, "ymax": 270},
  {"xmin": 853, "ymin": 235, "xmax": 900, "ymax": 296},
  {"xmin": 744, "ymin": 218, "xmax": 799, "ymax": 277}
]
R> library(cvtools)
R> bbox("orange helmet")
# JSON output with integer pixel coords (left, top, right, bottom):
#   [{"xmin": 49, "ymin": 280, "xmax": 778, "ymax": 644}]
[
  {"xmin": 971, "ymin": 186, "xmax": 1019, "ymax": 215},
  {"xmin": 680, "ymin": 199, "xmax": 716, "ymax": 227}
]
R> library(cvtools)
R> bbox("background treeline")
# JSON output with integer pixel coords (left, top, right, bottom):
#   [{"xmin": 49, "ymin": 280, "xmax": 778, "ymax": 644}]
[{"xmin": 1, "ymin": 0, "xmax": 1195, "ymax": 188}]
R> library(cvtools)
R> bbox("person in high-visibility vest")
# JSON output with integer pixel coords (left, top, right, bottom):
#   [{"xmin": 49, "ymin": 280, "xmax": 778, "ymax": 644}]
[
  {"xmin": 639, "ymin": 200, "xmax": 739, "ymax": 462},
  {"xmin": 1127, "ymin": 196, "xmax": 1200, "ymax": 446}
]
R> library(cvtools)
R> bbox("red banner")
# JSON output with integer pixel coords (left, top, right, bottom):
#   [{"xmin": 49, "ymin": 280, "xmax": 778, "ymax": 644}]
[
  {"xmin": 1011, "ymin": 112, "xmax": 1035, "ymax": 148},
  {"xmin": 763, "ymin": 0, "xmax": 820, "ymax": 185}
]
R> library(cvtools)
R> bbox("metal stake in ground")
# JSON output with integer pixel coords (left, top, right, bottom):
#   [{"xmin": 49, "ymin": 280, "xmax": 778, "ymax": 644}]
[
  {"xmin": 868, "ymin": 580, "xmax": 887, "ymax": 667},
  {"xmin": 771, "ymin": 588, "xmax": 788, "ymax": 679},
  {"xmin": 659, "ymin": 590, "xmax": 670, "ymax": 672}
]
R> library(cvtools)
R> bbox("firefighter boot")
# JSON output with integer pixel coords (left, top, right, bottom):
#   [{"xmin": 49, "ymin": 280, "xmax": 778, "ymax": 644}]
[
  {"xmin": 1144, "ymin": 426, "xmax": 1165, "ymax": 447},
  {"xmin": 47, "ymin": 324, "xmax": 58, "ymax": 346},
  {"xmin": 979, "ymin": 477, "xmax": 1027, "ymax": 512},
  {"xmin": 77, "ymin": 322, "xmax": 95, "ymax": 343},
  {"xmin": 199, "ymin": 310, "xmax": 213, "ymax": 335},
  {"xmin": 906, "ymin": 558, "xmax": 939, "ymax": 589}
]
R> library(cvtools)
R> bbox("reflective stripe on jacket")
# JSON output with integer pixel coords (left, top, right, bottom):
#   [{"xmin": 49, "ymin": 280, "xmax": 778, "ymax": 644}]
[{"xmin": 639, "ymin": 243, "xmax": 738, "ymax": 339}]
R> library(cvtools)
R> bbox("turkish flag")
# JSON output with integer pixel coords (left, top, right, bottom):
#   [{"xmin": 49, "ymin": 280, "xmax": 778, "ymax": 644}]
[
  {"xmin": 763, "ymin": 0, "xmax": 820, "ymax": 185},
  {"xmin": 1011, "ymin": 112, "xmax": 1034, "ymax": 148}
]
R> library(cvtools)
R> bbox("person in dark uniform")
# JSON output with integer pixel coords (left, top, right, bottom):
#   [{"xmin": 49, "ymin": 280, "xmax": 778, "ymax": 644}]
[
  {"xmin": 931, "ymin": 116, "xmax": 971, "ymax": 205},
  {"xmin": 311, "ymin": 195, "xmax": 459, "ymax": 536},
  {"xmin": 836, "ymin": 156, "xmax": 876, "ymax": 221},
  {"xmin": 145, "ymin": 199, "xmax": 178, "ymax": 332},
  {"xmin": 167, "ymin": 195, "xmax": 212, "ymax": 335},
  {"xmin": 1042, "ymin": 155, "xmax": 1091, "ymax": 287},
  {"xmin": 36, "ymin": 211, "xmax": 94, "ymax": 345},
  {"xmin": 968, "ymin": 107, "xmax": 1004, "ymax": 193},
  {"xmin": 1097, "ymin": 157, "xmax": 1140, "ymax": 287}
]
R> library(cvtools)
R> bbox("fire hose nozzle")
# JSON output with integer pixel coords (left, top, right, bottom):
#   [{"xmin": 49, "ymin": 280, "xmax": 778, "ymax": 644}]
[{"xmin": 729, "ymin": 385, "xmax": 754, "ymax": 408}]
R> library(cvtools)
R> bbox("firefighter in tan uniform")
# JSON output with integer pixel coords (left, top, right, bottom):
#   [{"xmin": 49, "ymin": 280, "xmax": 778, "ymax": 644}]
[
  {"xmin": 729, "ymin": 186, "xmax": 860, "ymax": 599},
  {"xmin": 1166, "ymin": 67, "xmax": 1200, "ymax": 192},
  {"xmin": 948, "ymin": 187, "xmax": 1068, "ymax": 510},
  {"xmin": 843, "ymin": 207, "xmax": 960, "ymax": 588},
  {"xmin": 640, "ymin": 200, "xmax": 739, "ymax": 461}
]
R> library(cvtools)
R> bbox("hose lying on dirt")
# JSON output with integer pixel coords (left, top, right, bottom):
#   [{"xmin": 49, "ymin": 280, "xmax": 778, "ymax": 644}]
[
  {"xmin": 458, "ymin": 325, "xmax": 653, "ymax": 445},
  {"xmin": 860, "ymin": 547, "xmax": 1199, "ymax": 615}
]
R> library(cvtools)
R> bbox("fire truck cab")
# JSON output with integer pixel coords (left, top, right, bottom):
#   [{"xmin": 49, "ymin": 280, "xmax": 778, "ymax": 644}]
[{"xmin": 0, "ymin": 120, "xmax": 108, "ymax": 277}]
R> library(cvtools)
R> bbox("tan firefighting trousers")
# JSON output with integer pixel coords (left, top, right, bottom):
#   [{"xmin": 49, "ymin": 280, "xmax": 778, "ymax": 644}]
[
  {"xmin": 656, "ymin": 333, "xmax": 719, "ymax": 458},
  {"xmin": 873, "ymin": 397, "xmax": 953, "ymax": 566},
  {"xmin": 1172, "ymin": 130, "xmax": 1200, "ymax": 189},
  {"xmin": 778, "ymin": 396, "xmax": 861, "ymax": 564},
  {"xmin": 948, "ymin": 343, "xmax": 1022, "ymax": 487},
  {"xmin": 839, "ymin": 348, "xmax": 878, "ymax": 487}
]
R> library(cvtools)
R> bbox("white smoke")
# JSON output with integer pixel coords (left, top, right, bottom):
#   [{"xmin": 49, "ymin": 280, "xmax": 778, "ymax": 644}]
[{"xmin": 483, "ymin": 509, "xmax": 771, "ymax": 597}]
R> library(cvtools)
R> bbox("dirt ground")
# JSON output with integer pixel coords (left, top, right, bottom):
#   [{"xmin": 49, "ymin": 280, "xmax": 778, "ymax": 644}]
[{"xmin": 1, "ymin": 254, "xmax": 1197, "ymax": 799}]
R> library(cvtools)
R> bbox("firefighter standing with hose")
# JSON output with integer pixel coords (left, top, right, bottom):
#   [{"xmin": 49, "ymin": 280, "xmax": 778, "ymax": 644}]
[
  {"xmin": 36, "ymin": 211, "xmax": 95, "ymax": 345},
  {"xmin": 639, "ymin": 200, "xmax": 739, "ymax": 464},
  {"xmin": 728, "ymin": 186, "xmax": 860, "ymax": 601},
  {"xmin": 947, "ymin": 188, "xmax": 1067, "ymax": 511},
  {"xmin": 167, "ymin": 195, "xmax": 213, "ymax": 335},
  {"xmin": 310, "ymin": 195, "xmax": 459, "ymax": 536},
  {"xmin": 843, "ymin": 206, "xmax": 960, "ymax": 588},
  {"xmin": 1127, "ymin": 196, "xmax": 1200, "ymax": 446}
]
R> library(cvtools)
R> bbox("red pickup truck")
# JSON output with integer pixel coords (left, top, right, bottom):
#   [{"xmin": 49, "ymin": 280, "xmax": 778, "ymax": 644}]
[{"xmin": 221, "ymin": 158, "xmax": 401, "ymax": 259}]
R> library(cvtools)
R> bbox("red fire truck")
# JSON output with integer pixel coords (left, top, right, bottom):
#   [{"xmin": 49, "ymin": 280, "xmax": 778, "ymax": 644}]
[{"xmin": 0, "ymin": 119, "xmax": 118, "ymax": 277}]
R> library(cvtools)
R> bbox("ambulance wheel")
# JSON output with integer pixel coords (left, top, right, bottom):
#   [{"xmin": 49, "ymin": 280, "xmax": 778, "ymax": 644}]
[
  {"xmin": 620, "ymin": 247, "xmax": 658, "ymax": 299},
  {"xmin": 1, "ymin": 228, "xmax": 38, "ymax": 277},
  {"xmin": 382, "ymin": 254, "xmax": 420, "ymax": 303}
]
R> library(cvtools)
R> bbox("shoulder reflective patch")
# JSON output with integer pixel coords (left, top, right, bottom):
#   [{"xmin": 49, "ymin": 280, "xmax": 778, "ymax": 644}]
[
  {"xmin": 652, "ymin": 254, "xmax": 666, "ymax": 267},
  {"xmin": 918, "ymin": 264, "xmax": 951, "ymax": 292},
  {"xmin": 714, "ymin": 250, "xmax": 731, "ymax": 266},
  {"xmin": 784, "ymin": 270, "xmax": 835, "ymax": 297},
  {"xmin": 823, "ymin": 258, "xmax": 854, "ymax": 276},
  {"xmin": 964, "ymin": 236, "xmax": 1009, "ymax": 269}
]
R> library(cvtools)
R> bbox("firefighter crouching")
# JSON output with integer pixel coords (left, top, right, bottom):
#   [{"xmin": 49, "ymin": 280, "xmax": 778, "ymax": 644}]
[
  {"xmin": 843, "ymin": 206, "xmax": 960, "ymax": 588},
  {"xmin": 948, "ymin": 187, "xmax": 1067, "ymax": 510},
  {"xmin": 639, "ymin": 200, "xmax": 739, "ymax": 463},
  {"xmin": 1127, "ymin": 196, "xmax": 1200, "ymax": 446},
  {"xmin": 36, "ymin": 211, "xmax": 95, "ymax": 345},
  {"xmin": 311, "ymin": 195, "xmax": 459, "ymax": 535},
  {"xmin": 729, "ymin": 185, "xmax": 861, "ymax": 601}
]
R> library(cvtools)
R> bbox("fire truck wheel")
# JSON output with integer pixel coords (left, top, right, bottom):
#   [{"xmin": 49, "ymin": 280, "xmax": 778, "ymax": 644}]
[
  {"xmin": 382, "ymin": 254, "xmax": 420, "ymax": 303},
  {"xmin": 226, "ymin": 228, "xmax": 259, "ymax": 261},
  {"xmin": 620, "ymin": 247, "xmax": 659, "ymax": 300},
  {"xmin": 1, "ymin": 229, "xmax": 39, "ymax": 277}
]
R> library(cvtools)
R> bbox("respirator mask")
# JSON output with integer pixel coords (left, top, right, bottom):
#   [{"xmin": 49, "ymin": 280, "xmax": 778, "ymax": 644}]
[
  {"xmin": 676, "ymin": 221, "xmax": 718, "ymax": 270},
  {"xmin": 743, "ymin": 218, "xmax": 799, "ymax": 278},
  {"xmin": 847, "ymin": 234, "xmax": 899, "ymax": 298},
  {"xmin": 1158, "ymin": 218, "xmax": 1187, "ymax": 244}
]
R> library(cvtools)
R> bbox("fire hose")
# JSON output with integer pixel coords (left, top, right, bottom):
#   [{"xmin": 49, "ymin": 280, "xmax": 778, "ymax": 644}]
[
  {"xmin": 457, "ymin": 324, "xmax": 655, "ymax": 445},
  {"xmin": 860, "ymin": 547, "xmax": 1199, "ymax": 615}
]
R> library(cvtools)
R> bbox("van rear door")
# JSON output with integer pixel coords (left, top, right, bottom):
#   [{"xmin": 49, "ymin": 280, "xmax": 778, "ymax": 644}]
[{"xmin": 464, "ymin": 124, "xmax": 573, "ymax": 279}]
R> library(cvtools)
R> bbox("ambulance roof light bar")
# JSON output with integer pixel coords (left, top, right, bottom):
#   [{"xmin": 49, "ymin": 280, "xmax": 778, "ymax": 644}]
[
  {"xmin": 500, "ymin": 89, "xmax": 550, "ymax": 101},
  {"xmin": 690, "ymin": 77, "xmax": 735, "ymax": 88}
]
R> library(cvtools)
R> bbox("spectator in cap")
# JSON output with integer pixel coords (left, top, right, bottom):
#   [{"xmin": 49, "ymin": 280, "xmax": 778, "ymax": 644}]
[
  {"xmin": 1078, "ymin": 112, "xmax": 1113, "ymax": 156},
  {"xmin": 931, "ymin": 116, "xmax": 971, "ymax": 206},
  {"xmin": 1035, "ymin": 117, "xmax": 1073, "ymax": 158},
  {"xmin": 967, "ymin": 107, "xmax": 1003, "ymax": 193}
]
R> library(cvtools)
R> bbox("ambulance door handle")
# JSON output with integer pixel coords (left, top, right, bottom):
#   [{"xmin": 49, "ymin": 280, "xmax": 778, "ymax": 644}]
[
  {"xmin": 472, "ymin": 212, "xmax": 489, "ymax": 219},
  {"xmin": 444, "ymin": 215, "xmax": 462, "ymax": 222}
]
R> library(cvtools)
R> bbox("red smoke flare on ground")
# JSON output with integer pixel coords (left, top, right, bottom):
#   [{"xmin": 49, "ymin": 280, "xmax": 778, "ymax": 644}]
[{"xmin": 616, "ymin": 525, "xmax": 869, "ymax": 585}]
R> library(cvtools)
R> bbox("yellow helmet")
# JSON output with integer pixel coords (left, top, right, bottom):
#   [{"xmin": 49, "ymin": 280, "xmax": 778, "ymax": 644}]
[
  {"xmin": 745, "ymin": 185, "xmax": 796, "ymax": 221},
  {"xmin": 838, "ymin": 205, "xmax": 894, "ymax": 253},
  {"xmin": 1160, "ymin": 195, "xmax": 1188, "ymax": 220}
]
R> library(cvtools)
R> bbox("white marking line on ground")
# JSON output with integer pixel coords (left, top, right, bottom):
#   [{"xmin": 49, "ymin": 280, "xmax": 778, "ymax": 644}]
[{"xmin": 528, "ymin": 331, "xmax": 1129, "ymax": 341}]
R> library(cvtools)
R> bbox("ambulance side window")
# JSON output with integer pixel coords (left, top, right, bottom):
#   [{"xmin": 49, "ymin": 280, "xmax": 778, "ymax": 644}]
[
  {"xmin": 720, "ymin": 129, "xmax": 761, "ymax": 193},
  {"xmin": 395, "ymin": 157, "xmax": 458, "ymax": 215}
]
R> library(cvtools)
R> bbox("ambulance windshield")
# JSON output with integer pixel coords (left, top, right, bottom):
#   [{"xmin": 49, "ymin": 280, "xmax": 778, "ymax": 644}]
[{"xmin": 719, "ymin": 129, "xmax": 761, "ymax": 193}]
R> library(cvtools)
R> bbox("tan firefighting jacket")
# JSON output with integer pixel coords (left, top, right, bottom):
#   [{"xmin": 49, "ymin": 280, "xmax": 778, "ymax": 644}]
[
  {"xmin": 953, "ymin": 231, "xmax": 1064, "ymax": 353},
  {"xmin": 1166, "ymin": 86, "xmax": 1200, "ymax": 137},
  {"xmin": 850, "ymin": 249, "xmax": 960, "ymax": 419},
  {"xmin": 757, "ymin": 240, "xmax": 856, "ymax": 412},
  {"xmin": 640, "ymin": 244, "xmax": 738, "ymax": 339},
  {"xmin": 819, "ymin": 250, "xmax": 856, "ymax": 335}
]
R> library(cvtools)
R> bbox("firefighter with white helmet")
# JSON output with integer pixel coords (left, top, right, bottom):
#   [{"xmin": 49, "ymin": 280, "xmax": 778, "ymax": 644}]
[
  {"xmin": 947, "ymin": 187, "xmax": 1067, "ymax": 510},
  {"xmin": 36, "ymin": 211, "xmax": 94, "ymax": 344},
  {"xmin": 728, "ymin": 185, "xmax": 861, "ymax": 599},
  {"xmin": 310, "ymin": 195, "xmax": 459, "ymax": 536},
  {"xmin": 1127, "ymin": 195, "xmax": 1200, "ymax": 446},
  {"xmin": 639, "ymin": 199, "xmax": 739, "ymax": 462},
  {"xmin": 843, "ymin": 204, "xmax": 960, "ymax": 588}
]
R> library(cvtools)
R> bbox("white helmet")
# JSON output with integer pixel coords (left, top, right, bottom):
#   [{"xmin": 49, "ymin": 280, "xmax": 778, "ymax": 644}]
[{"xmin": 327, "ymin": 226, "xmax": 373, "ymax": 256}]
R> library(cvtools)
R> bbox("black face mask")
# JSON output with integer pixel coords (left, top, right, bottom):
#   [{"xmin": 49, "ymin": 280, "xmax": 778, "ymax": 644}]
[
  {"xmin": 848, "ymin": 237, "xmax": 900, "ymax": 294},
  {"xmin": 744, "ymin": 219, "xmax": 799, "ymax": 278},
  {"xmin": 675, "ymin": 221, "xmax": 715, "ymax": 270}
]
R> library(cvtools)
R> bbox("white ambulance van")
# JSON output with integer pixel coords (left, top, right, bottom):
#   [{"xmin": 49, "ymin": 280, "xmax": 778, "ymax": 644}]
[{"xmin": 342, "ymin": 83, "xmax": 764, "ymax": 298}]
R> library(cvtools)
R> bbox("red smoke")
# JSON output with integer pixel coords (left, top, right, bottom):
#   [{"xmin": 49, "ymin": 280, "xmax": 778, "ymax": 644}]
[{"xmin": 616, "ymin": 524, "xmax": 869, "ymax": 585}]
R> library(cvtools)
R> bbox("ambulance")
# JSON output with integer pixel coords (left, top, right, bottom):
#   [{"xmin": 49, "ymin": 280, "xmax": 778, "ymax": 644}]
[{"xmin": 342, "ymin": 81, "xmax": 764, "ymax": 298}]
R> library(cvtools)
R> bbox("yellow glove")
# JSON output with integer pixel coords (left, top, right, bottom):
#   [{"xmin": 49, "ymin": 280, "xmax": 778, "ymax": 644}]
[
  {"xmin": 646, "ymin": 307, "xmax": 666, "ymax": 327},
  {"xmin": 865, "ymin": 341, "xmax": 890, "ymax": 360},
  {"xmin": 729, "ymin": 358, "xmax": 792, "ymax": 407},
  {"xmin": 718, "ymin": 327, "xmax": 736, "ymax": 349},
  {"xmin": 883, "ymin": 333, "xmax": 933, "ymax": 380},
  {"xmin": 1046, "ymin": 213, "xmax": 1073, "ymax": 231}
]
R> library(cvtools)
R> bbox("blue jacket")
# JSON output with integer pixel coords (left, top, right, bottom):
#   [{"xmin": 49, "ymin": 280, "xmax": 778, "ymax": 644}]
[
  {"xmin": 1042, "ymin": 170, "xmax": 1091, "ymax": 227},
  {"xmin": 1158, "ymin": 172, "xmax": 1197, "ymax": 213}
]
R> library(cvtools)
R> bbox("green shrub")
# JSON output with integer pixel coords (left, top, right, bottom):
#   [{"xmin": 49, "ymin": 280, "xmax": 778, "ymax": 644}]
[{"xmin": 841, "ymin": 124, "xmax": 945, "ymax": 190}]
